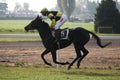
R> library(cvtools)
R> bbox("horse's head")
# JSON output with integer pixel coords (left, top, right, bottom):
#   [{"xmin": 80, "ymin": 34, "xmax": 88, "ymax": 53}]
[{"xmin": 24, "ymin": 15, "xmax": 43, "ymax": 32}]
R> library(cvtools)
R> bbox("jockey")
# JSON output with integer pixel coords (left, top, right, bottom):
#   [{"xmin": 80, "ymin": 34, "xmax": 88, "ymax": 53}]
[{"xmin": 40, "ymin": 8, "xmax": 67, "ymax": 40}]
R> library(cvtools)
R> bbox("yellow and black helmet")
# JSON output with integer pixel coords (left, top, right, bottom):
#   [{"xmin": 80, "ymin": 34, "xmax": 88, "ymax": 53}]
[{"xmin": 40, "ymin": 8, "xmax": 48, "ymax": 13}]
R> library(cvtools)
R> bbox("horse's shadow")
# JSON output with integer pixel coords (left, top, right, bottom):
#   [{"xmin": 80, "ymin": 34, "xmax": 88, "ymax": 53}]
[{"xmin": 62, "ymin": 70, "xmax": 120, "ymax": 77}]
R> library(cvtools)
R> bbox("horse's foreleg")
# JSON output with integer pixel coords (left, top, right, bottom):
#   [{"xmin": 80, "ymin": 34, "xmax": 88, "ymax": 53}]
[
  {"xmin": 41, "ymin": 49, "xmax": 52, "ymax": 66},
  {"xmin": 51, "ymin": 50, "xmax": 69, "ymax": 65},
  {"xmin": 77, "ymin": 47, "xmax": 89, "ymax": 68}
]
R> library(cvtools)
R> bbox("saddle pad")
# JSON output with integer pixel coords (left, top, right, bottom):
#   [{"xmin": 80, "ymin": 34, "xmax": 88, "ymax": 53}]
[
  {"xmin": 61, "ymin": 29, "xmax": 69, "ymax": 40},
  {"xmin": 51, "ymin": 29, "xmax": 69, "ymax": 40}
]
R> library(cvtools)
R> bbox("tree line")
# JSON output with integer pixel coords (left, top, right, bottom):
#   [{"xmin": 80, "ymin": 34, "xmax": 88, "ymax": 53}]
[
  {"xmin": 0, "ymin": 2, "xmax": 38, "ymax": 19},
  {"xmin": 57, "ymin": 0, "xmax": 98, "ymax": 21},
  {"xmin": 0, "ymin": 0, "xmax": 99, "ymax": 21}
]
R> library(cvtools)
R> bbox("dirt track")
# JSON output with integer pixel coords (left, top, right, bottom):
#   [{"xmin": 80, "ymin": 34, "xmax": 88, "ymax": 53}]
[{"xmin": 0, "ymin": 39, "xmax": 120, "ymax": 69}]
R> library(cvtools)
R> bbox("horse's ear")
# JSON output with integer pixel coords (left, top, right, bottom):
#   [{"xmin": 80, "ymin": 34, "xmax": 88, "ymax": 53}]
[
  {"xmin": 37, "ymin": 15, "xmax": 43, "ymax": 20},
  {"xmin": 37, "ymin": 15, "xmax": 40, "ymax": 19}
]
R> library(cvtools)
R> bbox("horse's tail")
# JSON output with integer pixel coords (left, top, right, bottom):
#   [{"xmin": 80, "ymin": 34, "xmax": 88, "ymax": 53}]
[{"xmin": 88, "ymin": 31, "xmax": 111, "ymax": 48}]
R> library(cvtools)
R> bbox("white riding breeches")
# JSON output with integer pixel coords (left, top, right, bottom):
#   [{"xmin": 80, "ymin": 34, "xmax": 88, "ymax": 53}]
[{"xmin": 55, "ymin": 14, "xmax": 67, "ymax": 30}]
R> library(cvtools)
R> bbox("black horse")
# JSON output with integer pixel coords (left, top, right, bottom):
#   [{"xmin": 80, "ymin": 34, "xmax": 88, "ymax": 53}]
[{"xmin": 25, "ymin": 16, "xmax": 111, "ymax": 69}]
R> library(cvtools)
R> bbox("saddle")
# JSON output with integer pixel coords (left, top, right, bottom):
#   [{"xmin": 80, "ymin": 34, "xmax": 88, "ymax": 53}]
[{"xmin": 51, "ymin": 28, "xmax": 69, "ymax": 40}]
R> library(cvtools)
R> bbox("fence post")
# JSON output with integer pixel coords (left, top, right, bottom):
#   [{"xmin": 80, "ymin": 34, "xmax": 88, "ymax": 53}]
[{"xmin": 56, "ymin": 42, "xmax": 60, "ymax": 69}]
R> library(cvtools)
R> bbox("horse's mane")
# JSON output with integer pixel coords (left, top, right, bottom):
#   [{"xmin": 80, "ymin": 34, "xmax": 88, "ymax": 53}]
[
  {"xmin": 34, "ymin": 16, "xmax": 50, "ymax": 29},
  {"xmin": 42, "ymin": 21, "xmax": 50, "ymax": 27}
]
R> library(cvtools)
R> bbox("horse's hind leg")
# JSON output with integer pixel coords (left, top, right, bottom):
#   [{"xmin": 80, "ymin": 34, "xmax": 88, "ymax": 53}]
[
  {"xmin": 77, "ymin": 47, "xmax": 89, "ymax": 68},
  {"xmin": 68, "ymin": 46, "xmax": 82, "ymax": 70},
  {"xmin": 41, "ymin": 49, "xmax": 52, "ymax": 66}
]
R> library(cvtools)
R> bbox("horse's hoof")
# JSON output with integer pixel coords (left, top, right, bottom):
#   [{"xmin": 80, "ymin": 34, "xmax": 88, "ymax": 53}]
[
  {"xmin": 67, "ymin": 66, "xmax": 71, "ymax": 70},
  {"xmin": 77, "ymin": 64, "xmax": 81, "ymax": 68},
  {"xmin": 47, "ymin": 63, "xmax": 52, "ymax": 66}
]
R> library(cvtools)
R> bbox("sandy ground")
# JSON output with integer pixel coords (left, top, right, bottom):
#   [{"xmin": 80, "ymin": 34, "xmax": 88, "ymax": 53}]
[{"xmin": 0, "ymin": 39, "xmax": 120, "ymax": 69}]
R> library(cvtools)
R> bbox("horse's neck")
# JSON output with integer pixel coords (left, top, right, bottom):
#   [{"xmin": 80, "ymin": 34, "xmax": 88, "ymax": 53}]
[{"xmin": 37, "ymin": 24, "xmax": 52, "ymax": 40}]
